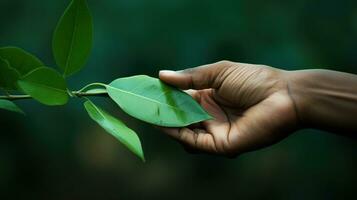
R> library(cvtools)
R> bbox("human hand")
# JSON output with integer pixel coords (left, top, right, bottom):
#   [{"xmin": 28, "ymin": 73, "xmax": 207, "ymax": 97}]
[{"xmin": 158, "ymin": 61, "xmax": 298, "ymax": 157}]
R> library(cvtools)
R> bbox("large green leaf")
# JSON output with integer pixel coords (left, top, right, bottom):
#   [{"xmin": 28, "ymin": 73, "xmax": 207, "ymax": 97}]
[
  {"xmin": 0, "ymin": 99, "xmax": 24, "ymax": 114},
  {"xmin": 53, "ymin": 0, "xmax": 93, "ymax": 77},
  {"xmin": 17, "ymin": 67, "xmax": 69, "ymax": 106},
  {"xmin": 0, "ymin": 58, "xmax": 20, "ymax": 90},
  {"xmin": 106, "ymin": 75, "xmax": 212, "ymax": 127},
  {"xmin": 0, "ymin": 46, "xmax": 43, "ymax": 76},
  {"xmin": 84, "ymin": 100, "xmax": 144, "ymax": 161}
]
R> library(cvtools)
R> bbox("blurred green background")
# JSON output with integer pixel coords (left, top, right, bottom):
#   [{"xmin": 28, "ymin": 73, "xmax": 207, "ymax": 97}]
[{"xmin": 0, "ymin": 0, "xmax": 356, "ymax": 199}]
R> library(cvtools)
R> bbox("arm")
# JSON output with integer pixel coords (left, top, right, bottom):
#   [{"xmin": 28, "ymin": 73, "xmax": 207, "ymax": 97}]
[
  {"xmin": 287, "ymin": 70, "xmax": 357, "ymax": 135},
  {"xmin": 158, "ymin": 61, "xmax": 357, "ymax": 157}
]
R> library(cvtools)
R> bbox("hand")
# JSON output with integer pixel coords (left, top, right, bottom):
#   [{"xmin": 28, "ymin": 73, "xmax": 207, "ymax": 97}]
[{"xmin": 158, "ymin": 61, "xmax": 298, "ymax": 157}]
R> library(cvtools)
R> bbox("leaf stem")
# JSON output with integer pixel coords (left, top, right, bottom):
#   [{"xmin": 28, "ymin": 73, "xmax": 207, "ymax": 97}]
[
  {"xmin": 0, "ymin": 94, "xmax": 32, "ymax": 100},
  {"xmin": 77, "ymin": 82, "xmax": 107, "ymax": 93},
  {"xmin": 0, "ymin": 90, "xmax": 108, "ymax": 101}
]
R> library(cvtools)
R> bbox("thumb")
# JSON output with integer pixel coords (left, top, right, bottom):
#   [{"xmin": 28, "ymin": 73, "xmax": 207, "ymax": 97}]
[{"xmin": 159, "ymin": 61, "xmax": 230, "ymax": 90}]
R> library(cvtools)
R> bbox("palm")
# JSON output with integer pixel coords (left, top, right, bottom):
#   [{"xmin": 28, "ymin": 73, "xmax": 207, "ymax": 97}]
[{"xmin": 200, "ymin": 88, "xmax": 297, "ymax": 155}]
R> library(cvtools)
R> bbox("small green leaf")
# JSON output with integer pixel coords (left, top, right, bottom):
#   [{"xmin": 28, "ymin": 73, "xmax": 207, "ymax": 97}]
[
  {"xmin": 0, "ymin": 46, "xmax": 43, "ymax": 76},
  {"xmin": 0, "ymin": 99, "xmax": 24, "ymax": 114},
  {"xmin": 0, "ymin": 58, "xmax": 20, "ymax": 90},
  {"xmin": 53, "ymin": 0, "xmax": 93, "ymax": 77},
  {"xmin": 84, "ymin": 100, "xmax": 144, "ymax": 161},
  {"xmin": 17, "ymin": 67, "xmax": 69, "ymax": 106},
  {"xmin": 106, "ymin": 75, "xmax": 212, "ymax": 127}
]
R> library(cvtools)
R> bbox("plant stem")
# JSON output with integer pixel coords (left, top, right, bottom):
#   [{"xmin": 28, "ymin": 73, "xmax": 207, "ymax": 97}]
[
  {"xmin": 72, "ymin": 91, "xmax": 108, "ymax": 97},
  {"xmin": 77, "ymin": 82, "xmax": 107, "ymax": 93},
  {"xmin": 0, "ymin": 90, "xmax": 108, "ymax": 101}
]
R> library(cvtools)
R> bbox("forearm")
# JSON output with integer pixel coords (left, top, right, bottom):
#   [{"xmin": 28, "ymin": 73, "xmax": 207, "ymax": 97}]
[{"xmin": 286, "ymin": 69, "xmax": 357, "ymax": 134}]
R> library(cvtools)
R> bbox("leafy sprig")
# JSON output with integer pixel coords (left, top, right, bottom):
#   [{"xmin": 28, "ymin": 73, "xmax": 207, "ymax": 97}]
[{"xmin": 0, "ymin": 0, "xmax": 212, "ymax": 161}]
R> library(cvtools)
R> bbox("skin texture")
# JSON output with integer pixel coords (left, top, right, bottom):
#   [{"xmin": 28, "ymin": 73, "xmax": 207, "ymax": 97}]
[{"xmin": 158, "ymin": 61, "xmax": 357, "ymax": 157}]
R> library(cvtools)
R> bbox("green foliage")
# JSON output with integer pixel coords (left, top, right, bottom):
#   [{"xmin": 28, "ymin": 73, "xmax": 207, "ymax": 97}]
[
  {"xmin": 0, "ymin": 99, "xmax": 24, "ymax": 114},
  {"xmin": 18, "ymin": 67, "xmax": 69, "ymax": 106},
  {"xmin": 0, "ymin": 0, "xmax": 212, "ymax": 161},
  {"xmin": 53, "ymin": 0, "xmax": 93, "ymax": 77},
  {"xmin": 107, "ymin": 75, "xmax": 212, "ymax": 127},
  {"xmin": 0, "ymin": 58, "xmax": 20, "ymax": 90},
  {"xmin": 84, "ymin": 100, "xmax": 144, "ymax": 161},
  {"xmin": 0, "ymin": 47, "xmax": 43, "ymax": 76}
]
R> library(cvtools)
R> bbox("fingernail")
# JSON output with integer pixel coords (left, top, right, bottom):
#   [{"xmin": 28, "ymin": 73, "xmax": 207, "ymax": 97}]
[{"xmin": 159, "ymin": 70, "xmax": 177, "ymax": 76}]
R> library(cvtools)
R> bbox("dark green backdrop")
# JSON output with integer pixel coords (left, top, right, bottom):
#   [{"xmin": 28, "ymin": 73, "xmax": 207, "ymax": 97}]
[{"xmin": 0, "ymin": 0, "xmax": 356, "ymax": 199}]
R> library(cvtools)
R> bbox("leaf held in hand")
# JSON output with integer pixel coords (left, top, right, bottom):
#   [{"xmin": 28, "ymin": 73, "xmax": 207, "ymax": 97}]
[
  {"xmin": 53, "ymin": 0, "xmax": 93, "ymax": 77},
  {"xmin": 106, "ymin": 75, "xmax": 212, "ymax": 127},
  {"xmin": 0, "ymin": 99, "xmax": 24, "ymax": 114},
  {"xmin": 18, "ymin": 67, "xmax": 69, "ymax": 106},
  {"xmin": 0, "ymin": 46, "xmax": 43, "ymax": 76},
  {"xmin": 84, "ymin": 100, "xmax": 144, "ymax": 161}
]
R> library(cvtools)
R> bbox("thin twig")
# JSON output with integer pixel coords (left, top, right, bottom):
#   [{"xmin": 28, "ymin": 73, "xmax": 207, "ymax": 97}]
[{"xmin": 0, "ymin": 91, "xmax": 108, "ymax": 101}]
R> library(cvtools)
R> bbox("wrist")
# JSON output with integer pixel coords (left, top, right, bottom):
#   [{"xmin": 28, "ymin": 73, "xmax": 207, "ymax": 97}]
[
  {"xmin": 284, "ymin": 70, "xmax": 312, "ymax": 129},
  {"xmin": 283, "ymin": 69, "xmax": 357, "ymax": 133}
]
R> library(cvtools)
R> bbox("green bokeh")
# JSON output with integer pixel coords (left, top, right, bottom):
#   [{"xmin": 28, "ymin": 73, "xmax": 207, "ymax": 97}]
[{"xmin": 0, "ymin": 0, "xmax": 356, "ymax": 199}]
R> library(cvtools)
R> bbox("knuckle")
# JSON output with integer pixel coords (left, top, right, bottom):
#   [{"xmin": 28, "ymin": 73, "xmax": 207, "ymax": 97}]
[
  {"xmin": 216, "ymin": 60, "xmax": 234, "ymax": 67},
  {"xmin": 255, "ymin": 64, "xmax": 270, "ymax": 69},
  {"xmin": 182, "ymin": 67, "xmax": 195, "ymax": 74}
]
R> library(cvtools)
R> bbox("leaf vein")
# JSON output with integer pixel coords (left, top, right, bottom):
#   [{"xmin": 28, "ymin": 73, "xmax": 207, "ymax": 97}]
[
  {"xmin": 64, "ymin": 1, "xmax": 79, "ymax": 76},
  {"xmin": 108, "ymin": 85, "xmax": 201, "ymax": 115}
]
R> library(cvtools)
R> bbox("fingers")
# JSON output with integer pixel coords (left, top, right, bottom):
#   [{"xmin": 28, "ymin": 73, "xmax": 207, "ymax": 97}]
[
  {"xmin": 159, "ymin": 127, "xmax": 218, "ymax": 154},
  {"xmin": 158, "ymin": 89, "xmax": 233, "ymax": 155},
  {"xmin": 159, "ymin": 61, "xmax": 233, "ymax": 90}
]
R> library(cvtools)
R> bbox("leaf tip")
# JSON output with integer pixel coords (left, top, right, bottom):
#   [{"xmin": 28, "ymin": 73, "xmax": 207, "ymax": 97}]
[
  {"xmin": 207, "ymin": 115, "xmax": 215, "ymax": 121},
  {"xmin": 140, "ymin": 155, "xmax": 146, "ymax": 163},
  {"xmin": 18, "ymin": 109, "xmax": 26, "ymax": 115}
]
